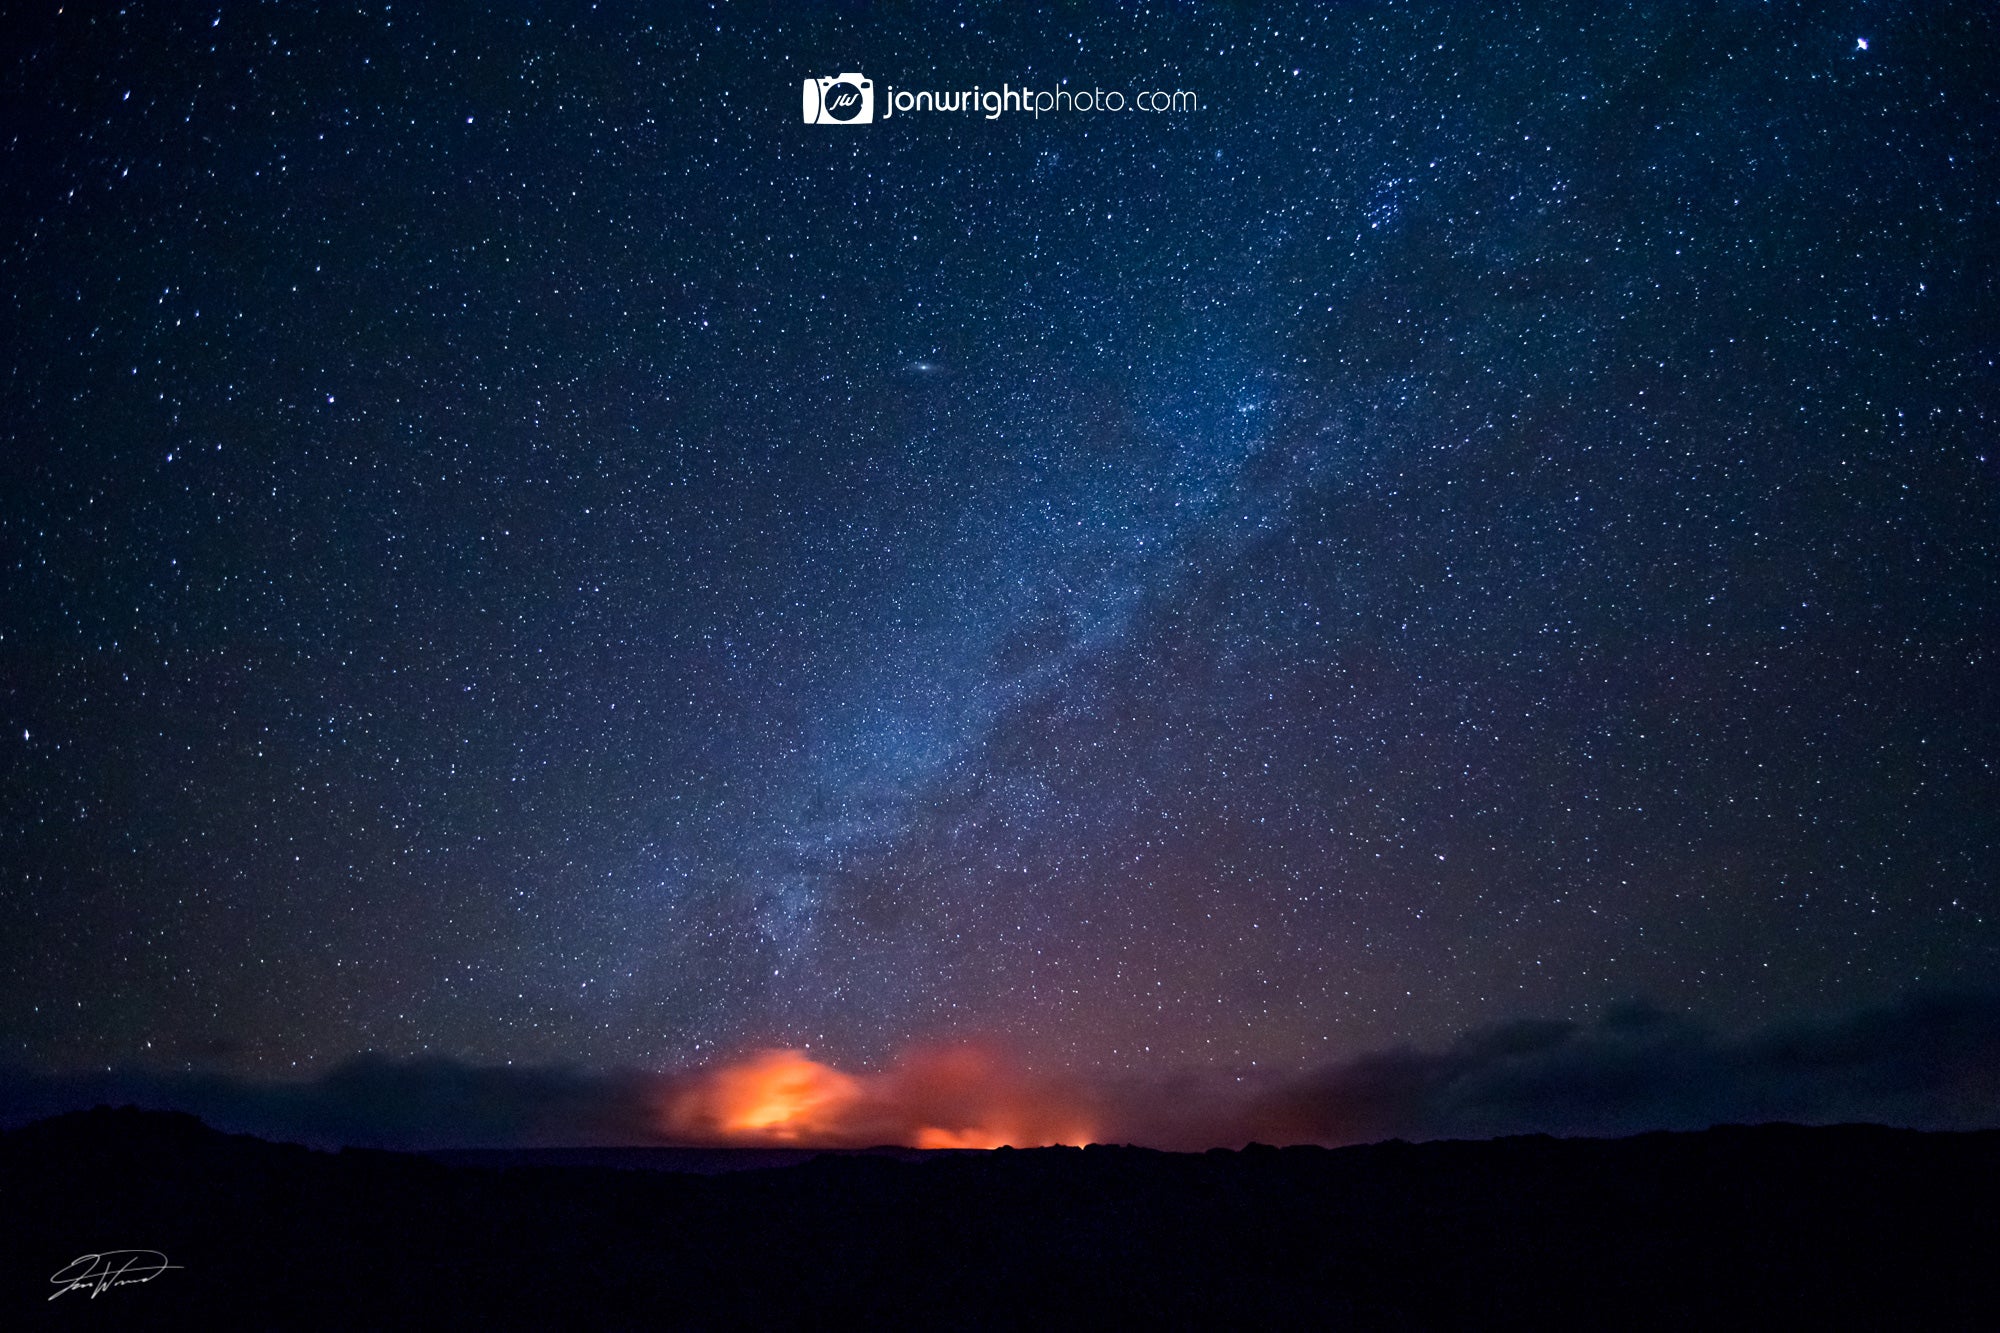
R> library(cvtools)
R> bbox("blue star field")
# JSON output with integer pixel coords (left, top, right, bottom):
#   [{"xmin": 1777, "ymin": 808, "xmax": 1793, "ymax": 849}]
[{"xmin": 1, "ymin": 1, "xmax": 1994, "ymax": 1082}]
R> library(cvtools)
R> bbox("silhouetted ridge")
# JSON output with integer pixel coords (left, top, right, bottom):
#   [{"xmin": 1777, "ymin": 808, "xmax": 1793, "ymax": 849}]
[{"xmin": 5, "ymin": 1110, "xmax": 1995, "ymax": 1328}]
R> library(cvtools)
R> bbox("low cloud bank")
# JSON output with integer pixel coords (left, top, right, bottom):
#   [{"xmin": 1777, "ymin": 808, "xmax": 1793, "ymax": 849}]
[
  {"xmin": 1217, "ymin": 988, "xmax": 2000, "ymax": 1149},
  {"xmin": 4, "ymin": 990, "xmax": 1995, "ymax": 1151},
  {"xmin": 0, "ymin": 1056, "xmax": 664, "ymax": 1150}
]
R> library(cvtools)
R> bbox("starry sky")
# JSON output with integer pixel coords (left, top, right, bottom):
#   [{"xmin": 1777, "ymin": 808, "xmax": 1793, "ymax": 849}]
[{"xmin": 3, "ymin": 2, "xmax": 1995, "ymax": 1087}]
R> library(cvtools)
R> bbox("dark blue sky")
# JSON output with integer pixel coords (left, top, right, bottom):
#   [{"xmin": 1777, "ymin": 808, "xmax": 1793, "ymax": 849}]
[{"xmin": 2, "ymin": 1, "xmax": 1994, "ymax": 1083}]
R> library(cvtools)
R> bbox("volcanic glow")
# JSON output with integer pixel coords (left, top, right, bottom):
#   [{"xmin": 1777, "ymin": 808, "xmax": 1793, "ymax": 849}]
[
  {"xmin": 660, "ymin": 1046, "xmax": 1096, "ymax": 1149},
  {"xmin": 705, "ymin": 1050, "xmax": 867, "ymax": 1140}
]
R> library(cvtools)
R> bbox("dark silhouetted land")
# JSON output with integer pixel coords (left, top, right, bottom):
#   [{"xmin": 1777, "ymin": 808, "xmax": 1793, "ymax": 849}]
[{"xmin": 4, "ymin": 1107, "xmax": 1994, "ymax": 1328}]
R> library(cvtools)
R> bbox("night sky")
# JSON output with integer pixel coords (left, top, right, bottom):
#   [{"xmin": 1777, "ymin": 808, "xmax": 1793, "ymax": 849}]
[{"xmin": 3, "ymin": 1, "xmax": 1995, "ymax": 1104}]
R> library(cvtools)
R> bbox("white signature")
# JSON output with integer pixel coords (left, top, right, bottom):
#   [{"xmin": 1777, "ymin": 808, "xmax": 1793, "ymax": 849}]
[{"xmin": 48, "ymin": 1250, "xmax": 182, "ymax": 1301}]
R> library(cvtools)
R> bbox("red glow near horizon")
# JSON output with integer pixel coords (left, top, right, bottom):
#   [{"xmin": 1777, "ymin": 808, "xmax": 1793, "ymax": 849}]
[{"xmin": 660, "ymin": 1045, "xmax": 1097, "ymax": 1149}]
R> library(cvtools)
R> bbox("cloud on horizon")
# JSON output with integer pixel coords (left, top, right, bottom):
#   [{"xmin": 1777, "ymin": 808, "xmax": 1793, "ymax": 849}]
[{"xmin": 3, "ymin": 990, "xmax": 1996, "ymax": 1152}]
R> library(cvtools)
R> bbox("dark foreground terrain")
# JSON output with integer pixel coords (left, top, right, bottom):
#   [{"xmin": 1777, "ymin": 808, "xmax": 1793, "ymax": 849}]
[{"xmin": 4, "ymin": 1109, "xmax": 1994, "ymax": 1329}]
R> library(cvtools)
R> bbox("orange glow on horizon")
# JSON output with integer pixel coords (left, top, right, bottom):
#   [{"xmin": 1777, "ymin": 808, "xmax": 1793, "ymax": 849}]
[
  {"xmin": 660, "ymin": 1045, "xmax": 1097, "ymax": 1150},
  {"xmin": 706, "ymin": 1049, "xmax": 866, "ymax": 1140}
]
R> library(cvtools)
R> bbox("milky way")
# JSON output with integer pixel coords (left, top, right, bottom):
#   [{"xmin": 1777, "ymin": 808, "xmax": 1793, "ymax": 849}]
[{"xmin": 2, "ymin": 2, "xmax": 1994, "ymax": 1083}]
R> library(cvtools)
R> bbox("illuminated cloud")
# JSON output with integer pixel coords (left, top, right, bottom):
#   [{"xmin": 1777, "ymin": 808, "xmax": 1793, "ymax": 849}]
[
  {"xmin": 658, "ymin": 1044, "xmax": 1096, "ymax": 1149},
  {"xmin": 3, "ymin": 992, "xmax": 1995, "ymax": 1152}
]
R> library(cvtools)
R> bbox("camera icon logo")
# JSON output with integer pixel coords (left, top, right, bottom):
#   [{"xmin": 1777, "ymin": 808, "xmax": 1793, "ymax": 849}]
[{"xmin": 803, "ymin": 73, "xmax": 873, "ymax": 124}]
